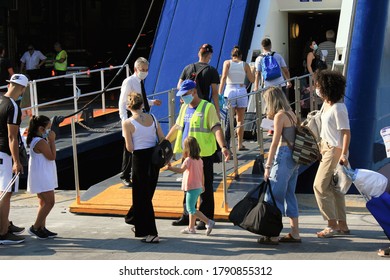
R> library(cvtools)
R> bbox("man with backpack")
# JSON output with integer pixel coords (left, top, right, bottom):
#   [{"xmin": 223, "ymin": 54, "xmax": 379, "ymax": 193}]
[
  {"xmin": 177, "ymin": 43, "xmax": 221, "ymax": 115},
  {"xmin": 253, "ymin": 38, "xmax": 292, "ymax": 135}
]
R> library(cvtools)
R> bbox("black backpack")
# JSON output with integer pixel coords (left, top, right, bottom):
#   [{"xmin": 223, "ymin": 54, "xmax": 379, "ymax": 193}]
[{"xmin": 186, "ymin": 63, "xmax": 210, "ymax": 100}]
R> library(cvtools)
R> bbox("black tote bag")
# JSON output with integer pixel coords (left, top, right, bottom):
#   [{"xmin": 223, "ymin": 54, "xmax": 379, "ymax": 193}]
[{"xmin": 229, "ymin": 180, "xmax": 283, "ymax": 236}]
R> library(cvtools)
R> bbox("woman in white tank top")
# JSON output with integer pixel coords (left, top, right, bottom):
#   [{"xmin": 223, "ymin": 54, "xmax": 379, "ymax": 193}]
[
  {"xmin": 122, "ymin": 92, "xmax": 165, "ymax": 243},
  {"xmin": 218, "ymin": 46, "xmax": 254, "ymax": 151}
]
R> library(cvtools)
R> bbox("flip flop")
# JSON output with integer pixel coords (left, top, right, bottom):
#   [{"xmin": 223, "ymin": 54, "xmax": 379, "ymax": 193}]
[
  {"xmin": 378, "ymin": 247, "xmax": 390, "ymax": 257},
  {"xmin": 141, "ymin": 235, "xmax": 160, "ymax": 243},
  {"xmin": 238, "ymin": 146, "xmax": 249, "ymax": 151},
  {"xmin": 279, "ymin": 233, "xmax": 302, "ymax": 243},
  {"xmin": 317, "ymin": 227, "xmax": 335, "ymax": 238},
  {"xmin": 257, "ymin": 236, "xmax": 279, "ymax": 245}
]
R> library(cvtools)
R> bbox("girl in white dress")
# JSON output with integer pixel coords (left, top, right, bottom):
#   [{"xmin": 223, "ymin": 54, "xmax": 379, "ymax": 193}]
[{"xmin": 26, "ymin": 115, "xmax": 58, "ymax": 239}]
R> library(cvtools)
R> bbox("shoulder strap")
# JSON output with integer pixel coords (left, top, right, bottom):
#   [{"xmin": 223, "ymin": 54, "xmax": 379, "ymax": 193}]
[
  {"xmin": 150, "ymin": 114, "xmax": 159, "ymax": 143},
  {"xmin": 195, "ymin": 64, "xmax": 210, "ymax": 76},
  {"xmin": 283, "ymin": 112, "xmax": 296, "ymax": 150}
]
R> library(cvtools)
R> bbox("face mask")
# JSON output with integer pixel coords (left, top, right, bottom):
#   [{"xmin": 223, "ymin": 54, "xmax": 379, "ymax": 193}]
[
  {"xmin": 42, "ymin": 128, "xmax": 51, "ymax": 138},
  {"xmin": 137, "ymin": 71, "xmax": 148, "ymax": 80},
  {"xmin": 181, "ymin": 93, "xmax": 194, "ymax": 104},
  {"xmin": 313, "ymin": 44, "xmax": 318, "ymax": 51},
  {"xmin": 315, "ymin": 88, "xmax": 323, "ymax": 98}
]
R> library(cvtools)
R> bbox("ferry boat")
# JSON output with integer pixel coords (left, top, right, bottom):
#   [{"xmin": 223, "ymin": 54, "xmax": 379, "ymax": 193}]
[{"xmin": 15, "ymin": 0, "xmax": 390, "ymax": 218}]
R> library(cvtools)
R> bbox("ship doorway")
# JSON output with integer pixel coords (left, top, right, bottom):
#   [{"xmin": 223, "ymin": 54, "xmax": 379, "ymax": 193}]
[{"xmin": 288, "ymin": 11, "xmax": 340, "ymax": 78}]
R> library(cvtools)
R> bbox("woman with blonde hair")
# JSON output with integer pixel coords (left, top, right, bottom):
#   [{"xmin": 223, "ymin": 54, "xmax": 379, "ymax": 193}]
[{"xmin": 259, "ymin": 86, "xmax": 301, "ymax": 245}]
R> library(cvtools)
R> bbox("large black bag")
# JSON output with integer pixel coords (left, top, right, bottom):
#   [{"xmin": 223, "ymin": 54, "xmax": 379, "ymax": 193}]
[{"xmin": 229, "ymin": 180, "xmax": 283, "ymax": 237}]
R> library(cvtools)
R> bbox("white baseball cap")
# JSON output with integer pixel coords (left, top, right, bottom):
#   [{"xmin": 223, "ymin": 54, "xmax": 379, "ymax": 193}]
[{"xmin": 6, "ymin": 74, "xmax": 29, "ymax": 87}]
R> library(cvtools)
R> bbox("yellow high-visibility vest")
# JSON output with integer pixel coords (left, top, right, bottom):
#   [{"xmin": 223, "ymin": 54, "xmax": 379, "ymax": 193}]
[
  {"xmin": 54, "ymin": 50, "xmax": 67, "ymax": 71},
  {"xmin": 173, "ymin": 99, "xmax": 216, "ymax": 157}
]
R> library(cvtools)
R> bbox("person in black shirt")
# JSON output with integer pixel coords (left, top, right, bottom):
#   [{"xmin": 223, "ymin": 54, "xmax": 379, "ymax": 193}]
[
  {"xmin": 0, "ymin": 74, "xmax": 28, "ymax": 245},
  {"xmin": 177, "ymin": 43, "xmax": 221, "ymax": 115}
]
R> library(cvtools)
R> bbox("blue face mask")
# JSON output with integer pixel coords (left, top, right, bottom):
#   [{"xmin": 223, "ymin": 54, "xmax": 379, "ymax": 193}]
[
  {"xmin": 181, "ymin": 93, "xmax": 194, "ymax": 104},
  {"xmin": 42, "ymin": 128, "xmax": 51, "ymax": 138}
]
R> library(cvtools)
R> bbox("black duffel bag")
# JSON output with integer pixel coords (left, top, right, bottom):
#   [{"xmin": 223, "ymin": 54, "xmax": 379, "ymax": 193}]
[{"xmin": 229, "ymin": 180, "xmax": 283, "ymax": 237}]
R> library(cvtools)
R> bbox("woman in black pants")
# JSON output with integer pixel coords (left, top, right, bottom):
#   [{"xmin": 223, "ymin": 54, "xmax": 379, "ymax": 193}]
[{"xmin": 122, "ymin": 92, "xmax": 165, "ymax": 243}]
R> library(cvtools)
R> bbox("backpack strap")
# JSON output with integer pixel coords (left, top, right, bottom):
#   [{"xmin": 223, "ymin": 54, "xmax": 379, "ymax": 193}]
[{"xmin": 194, "ymin": 63, "xmax": 210, "ymax": 78}]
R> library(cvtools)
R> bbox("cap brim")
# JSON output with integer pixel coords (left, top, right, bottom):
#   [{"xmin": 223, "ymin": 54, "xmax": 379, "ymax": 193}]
[{"xmin": 176, "ymin": 89, "xmax": 188, "ymax": 97}]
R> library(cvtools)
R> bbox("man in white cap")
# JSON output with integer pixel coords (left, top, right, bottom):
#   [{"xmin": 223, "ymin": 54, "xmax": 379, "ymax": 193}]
[
  {"xmin": 0, "ymin": 74, "xmax": 28, "ymax": 245},
  {"xmin": 166, "ymin": 80, "xmax": 230, "ymax": 230}
]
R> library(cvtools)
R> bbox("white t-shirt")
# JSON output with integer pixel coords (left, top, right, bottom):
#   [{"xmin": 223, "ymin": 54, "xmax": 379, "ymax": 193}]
[
  {"xmin": 320, "ymin": 102, "xmax": 350, "ymax": 148},
  {"xmin": 255, "ymin": 52, "xmax": 287, "ymax": 87}
]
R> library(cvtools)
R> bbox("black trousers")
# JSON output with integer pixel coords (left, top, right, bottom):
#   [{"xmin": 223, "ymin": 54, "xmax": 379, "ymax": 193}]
[
  {"xmin": 181, "ymin": 155, "xmax": 215, "ymax": 219},
  {"xmin": 130, "ymin": 147, "xmax": 159, "ymax": 237},
  {"xmin": 121, "ymin": 110, "xmax": 132, "ymax": 180}
]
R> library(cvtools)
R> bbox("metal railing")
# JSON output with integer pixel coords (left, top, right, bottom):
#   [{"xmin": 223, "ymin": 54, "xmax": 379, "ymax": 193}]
[
  {"xmin": 224, "ymin": 73, "xmax": 317, "ymax": 178},
  {"xmin": 3, "ymin": 67, "xmax": 316, "ymax": 212}
]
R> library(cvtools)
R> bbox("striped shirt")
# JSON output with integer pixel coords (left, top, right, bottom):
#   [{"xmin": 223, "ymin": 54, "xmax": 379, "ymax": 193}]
[{"xmin": 318, "ymin": 40, "xmax": 336, "ymax": 67}]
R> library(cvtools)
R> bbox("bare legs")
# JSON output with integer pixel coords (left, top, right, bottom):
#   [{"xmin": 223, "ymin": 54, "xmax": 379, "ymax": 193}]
[
  {"xmin": 32, "ymin": 190, "xmax": 55, "ymax": 230},
  {"xmin": 0, "ymin": 192, "xmax": 12, "ymax": 235},
  {"xmin": 236, "ymin": 107, "xmax": 246, "ymax": 149}
]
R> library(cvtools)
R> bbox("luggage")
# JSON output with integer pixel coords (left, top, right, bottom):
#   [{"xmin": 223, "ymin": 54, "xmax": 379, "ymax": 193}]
[
  {"xmin": 243, "ymin": 112, "xmax": 257, "ymax": 140},
  {"xmin": 344, "ymin": 166, "xmax": 390, "ymax": 240},
  {"xmin": 366, "ymin": 192, "xmax": 390, "ymax": 240},
  {"xmin": 229, "ymin": 180, "xmax": 283, "ymax": 237}
]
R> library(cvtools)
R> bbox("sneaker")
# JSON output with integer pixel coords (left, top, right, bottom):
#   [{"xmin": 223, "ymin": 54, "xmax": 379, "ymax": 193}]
[
  {"xmin": 172, "ymin": 216, "xmax": 189, "ymax": 226},
  {"xmin": 196, "ymin": 221, "xmax": 206, "ymax": 230},
  {"xmin": 267, "ymin": 130, "xmax": 274, "ymax": 136},
  {"xmin": 121, "ymin": 178, "xmax": 131, "ymax": 187},
  {"xmin": 206, "ymin": 220, "xmax": 215, "ymax": 236},
  {"xmin": 0, "ymin": 232, "xmax": 25, "ymax": 245},
  {"xmin": 28, "ymin": 226, "xmax": 49, "ymax": 240},
  {"xmin": 181, "ymin": 227, "xmax": 196, "ymax": 234},
  {"xmin": 8, "ymin": 221, "xmax": 25, "ymax": 235},
  {"xmin": 43, "ymin": 227, "xmax": 57, "ymax": 238}
]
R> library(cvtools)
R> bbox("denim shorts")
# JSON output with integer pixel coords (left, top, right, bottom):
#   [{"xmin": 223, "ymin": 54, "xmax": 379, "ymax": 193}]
[
  {"xmin": 224, "ymin": 85, "xmax": 248, "ymax": 108},
  {"xmin": 265, "ymin": 146, "xmax": 299, "ymax": 217}
]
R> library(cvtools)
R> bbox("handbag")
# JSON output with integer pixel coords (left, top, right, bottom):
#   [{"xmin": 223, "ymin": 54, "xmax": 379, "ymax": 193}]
[
  {"xmin": 150, "ymin": 115, "xmax": 173, "ymax": 168},
  {"xmin": 332, "ymin": 163, "xmax": 353, "ymax": 194},
  {"xmin": 229, "ymin": 180, "xmax": 283, "ymax": 236}
]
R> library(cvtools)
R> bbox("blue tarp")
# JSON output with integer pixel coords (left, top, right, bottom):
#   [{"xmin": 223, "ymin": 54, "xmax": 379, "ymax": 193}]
[{"xmin": 145, "ymin": 0, "xmax": 252, "ymax": 132}]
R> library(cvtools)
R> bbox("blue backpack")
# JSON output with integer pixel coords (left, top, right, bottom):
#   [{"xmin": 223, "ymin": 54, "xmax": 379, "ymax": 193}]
[{"xmin": 261, "ymin": 52, "xmax": 281, "ymax": 81}]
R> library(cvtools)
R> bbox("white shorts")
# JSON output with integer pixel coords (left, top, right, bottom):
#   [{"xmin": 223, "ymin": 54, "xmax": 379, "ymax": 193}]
[
  {"xmin": 224, "ymin": 85, "xmax": 248, "ymax": 108},
  {"xmin": 0, "ymin": 152, "xmax": 19, "ymax": 193}
]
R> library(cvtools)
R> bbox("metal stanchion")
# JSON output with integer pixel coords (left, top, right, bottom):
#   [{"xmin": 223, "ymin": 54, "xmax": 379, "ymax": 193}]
[
  {"xmin": 168, "ymin": 88, "xmax": 176, "ymax": 130},
  {"xmin": 221, "ymin": 120, "xmax": 228, "ymax": 212},
  {"xmin": 294, "ymin": 77, "xmax": 302, "ymax": 120},
  {"xmin": 71, "ymin": 118, "xmax": 81, "ymax": 204}
]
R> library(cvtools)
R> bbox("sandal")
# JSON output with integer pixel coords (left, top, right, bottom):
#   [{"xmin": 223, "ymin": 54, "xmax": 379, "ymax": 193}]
[
  {"xmin": 317, "ymin": 227, "xmax": 336, "ymax": 238},
  {"xmin": 141, "ymin": 235, "xmax": 160, "ymax": 243},
  {"xmin": 378, "ymin": 247, "xmax": 390, "ymax": 257},
  {"xmin": 279, "ymin": 233, "xmax": 302, "ymax": 243},
  {"xmin": 336, "ymin": 229, "xmax": 351, "ymax": 235},
  {"xmin": 238, "ymin": 146, "xmax": 249, "ymax": 151},
  {"xmin": 257, "ymin": 236, "xmax": 279, "ymax": 245}
]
